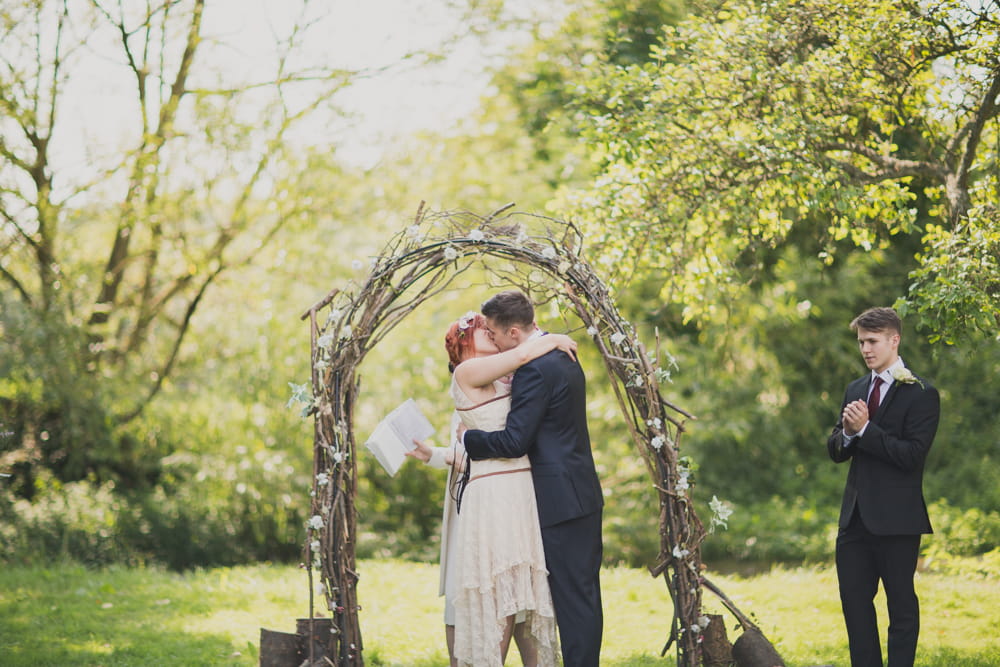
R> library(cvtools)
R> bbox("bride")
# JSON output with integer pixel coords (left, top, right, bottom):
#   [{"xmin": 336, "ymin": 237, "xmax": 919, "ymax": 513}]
[{"xmin": 410, "ymin": 310, "xmax": 576, "ymax": 667}]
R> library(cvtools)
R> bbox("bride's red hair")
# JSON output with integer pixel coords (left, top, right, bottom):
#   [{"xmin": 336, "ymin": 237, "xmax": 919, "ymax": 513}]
[{"xmin": 444, "ymin": 312, "xmax": 485, "ymax": 373}]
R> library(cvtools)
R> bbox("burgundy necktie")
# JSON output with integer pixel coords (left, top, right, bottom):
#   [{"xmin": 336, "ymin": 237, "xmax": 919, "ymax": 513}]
[{"xmin": 867, "ymin": 377, "xmax": 884, "ymax": 418}]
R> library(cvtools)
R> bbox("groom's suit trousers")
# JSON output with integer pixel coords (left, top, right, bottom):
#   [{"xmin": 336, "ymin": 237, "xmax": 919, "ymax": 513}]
[{"xmin": 542, "ymin": 510, "xmax": 603, "ymax": 667}]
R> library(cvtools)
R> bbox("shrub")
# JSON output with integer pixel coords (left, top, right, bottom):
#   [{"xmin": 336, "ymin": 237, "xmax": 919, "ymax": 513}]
[
  {"xmin": 0, "ymin": 475, "xmax": 132, "ymax": 566},
  {"xmin": 924, "ymin": 499, "xmax": 1000, "ymax": 561},
  {"xmin": 0, "ymin": 450, "xmax": 311, "ymax": 570},
  {"xmin": 698, "ymin": 495, "xmax": 838, "ymax": 566}
]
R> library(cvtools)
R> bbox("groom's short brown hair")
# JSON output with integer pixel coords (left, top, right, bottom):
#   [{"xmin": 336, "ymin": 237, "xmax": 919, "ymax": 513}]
[
  {"xmin": 482, "ymin": 290, "xmax": 534, "ymax": 329},
  {"xmin": 850, "ymin": 307, "xmax": 902, "ymax": 335}
]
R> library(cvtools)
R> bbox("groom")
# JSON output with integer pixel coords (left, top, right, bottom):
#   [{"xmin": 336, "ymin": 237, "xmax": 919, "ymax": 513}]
[
  {"xmin": 827, "ymin": 307, "xmax": 940, "ymax": 667},
  {"xmin": 462, "ymin": 289, "xmax": 604, "ymax": 667}
]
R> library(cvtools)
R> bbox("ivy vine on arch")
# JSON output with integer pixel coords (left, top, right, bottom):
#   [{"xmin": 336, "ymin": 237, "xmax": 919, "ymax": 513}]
[{"xmin": 296, "ymin": 204, "xmax": 766, "ymax": 666}]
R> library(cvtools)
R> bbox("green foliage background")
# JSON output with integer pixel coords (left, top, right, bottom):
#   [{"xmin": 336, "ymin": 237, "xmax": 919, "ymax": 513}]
[{"xmin": 2, "ymin": 0, "xmax": 998, "ymax": 576}]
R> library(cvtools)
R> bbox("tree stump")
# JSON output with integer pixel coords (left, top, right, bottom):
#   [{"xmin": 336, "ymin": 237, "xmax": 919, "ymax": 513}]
[
  {"xmin": 732, "ymin": 627, "xmax": 785, "ymax": 667},
  {"xmin": 259, "ymin": 618, "xmax": 334, "ymax": 666},
  {"xmin": 701, "ymin": 614, "xmax": 734, "ymax": 667},
  {"xmin": 260, "ymin": 628, "xmax": 301, "ymax": 667},
  {"xmin": 296, "ymin": 617, "xmax": 334, "ymax": 664}
]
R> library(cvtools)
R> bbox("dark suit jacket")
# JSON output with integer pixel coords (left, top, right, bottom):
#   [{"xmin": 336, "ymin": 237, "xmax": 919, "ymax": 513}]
[
  {"xmin": 464, "ymin": 349, "xmax": 603, "ymax": 528},
  {"xmin": 827, "ymin": 371, "xmax": 940, "ymax": 535}
]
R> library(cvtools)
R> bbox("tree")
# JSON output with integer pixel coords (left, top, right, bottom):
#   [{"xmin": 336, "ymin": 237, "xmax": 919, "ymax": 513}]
[
  {"xmin": 0, "ymin": 0, "xmax": 394, "ymax": 487},
  {"xmin": 552, "ymin": 0, "xmax": 1000, "ymax": 342}
]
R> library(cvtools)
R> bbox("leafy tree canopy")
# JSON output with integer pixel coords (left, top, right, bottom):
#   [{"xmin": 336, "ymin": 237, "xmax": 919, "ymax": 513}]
[{"xmin": 551, "ymin": 0, "xmax": 999, "ymax": 342}]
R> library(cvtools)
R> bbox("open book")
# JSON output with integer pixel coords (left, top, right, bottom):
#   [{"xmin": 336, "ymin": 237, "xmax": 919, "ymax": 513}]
[{"xmin": 364, "ymin": 398, "xmax": 435, "ymax": 476}]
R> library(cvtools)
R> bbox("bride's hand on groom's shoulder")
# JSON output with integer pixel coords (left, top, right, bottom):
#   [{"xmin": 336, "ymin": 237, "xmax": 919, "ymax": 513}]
[{"xmin": 550, "ymin": 333, "xmax": 578, "ymax": 361}]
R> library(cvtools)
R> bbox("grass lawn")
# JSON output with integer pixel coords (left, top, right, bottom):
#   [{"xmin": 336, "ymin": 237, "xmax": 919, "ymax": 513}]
[{"xmin": 1, "ymin": 559, "xmax": 998, "ymax": 666}]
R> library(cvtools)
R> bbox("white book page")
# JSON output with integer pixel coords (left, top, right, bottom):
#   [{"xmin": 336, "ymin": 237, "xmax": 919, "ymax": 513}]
[
  {"xmin": 363, "ymin": 399, "xmax": 434, "ymax": 476},
  {"xmin": 364, "ymin": 420, "xmax": 406, "ymax": 476},
  {"xmin": 387, "ymin": 399, "xmax": 434, "ymax": 449}
]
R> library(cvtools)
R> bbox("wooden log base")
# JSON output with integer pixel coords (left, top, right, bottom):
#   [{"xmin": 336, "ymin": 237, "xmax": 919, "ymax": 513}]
[
  {"xmin": 259, "ymin": 628, "xmax": 301, "ymax": 667},
  {"xmin": 701, "ymin": 613, "xmax": 734, "ymax": 667},
  {"xmin": 732, "ymin": 627, "xmax": 786, "ymax": 667},
  {"xmin": 259, "ymin": 618, "xmax": 334, "ymax": 667}
]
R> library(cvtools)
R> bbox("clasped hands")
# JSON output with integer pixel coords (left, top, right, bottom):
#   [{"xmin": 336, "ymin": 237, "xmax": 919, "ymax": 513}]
[{"xmin": 841, "ymin": 399, "xmax": 871, "ymax": 437}]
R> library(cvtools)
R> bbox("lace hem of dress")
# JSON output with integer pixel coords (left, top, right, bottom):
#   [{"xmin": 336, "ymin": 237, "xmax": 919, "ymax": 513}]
[{"xmin": 453, "ymin": 560, "xmax": 559, "ymax": 667}]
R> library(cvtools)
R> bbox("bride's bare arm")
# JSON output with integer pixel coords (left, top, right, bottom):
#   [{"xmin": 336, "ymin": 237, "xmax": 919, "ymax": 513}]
[{"xmin": 455, "ymin": 333, "xmax": 577, "ymax": 389}]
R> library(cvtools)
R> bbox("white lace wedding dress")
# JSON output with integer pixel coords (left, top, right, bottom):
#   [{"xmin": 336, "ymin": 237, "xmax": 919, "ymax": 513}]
[{"xmin": 451, "ymin": 377, "xmax": 559, "ymax": 667}]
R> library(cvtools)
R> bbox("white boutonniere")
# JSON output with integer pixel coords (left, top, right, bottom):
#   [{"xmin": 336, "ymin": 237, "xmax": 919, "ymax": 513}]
[{"xmin": 891, "ymin": 366, "xmax": 924, "ymax": 388}]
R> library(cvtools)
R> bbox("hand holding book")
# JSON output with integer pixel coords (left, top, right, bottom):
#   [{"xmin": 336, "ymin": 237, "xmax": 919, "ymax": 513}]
[{"xmin": 363, "ymin": 398, "xmax": 435, "ymax": 476}]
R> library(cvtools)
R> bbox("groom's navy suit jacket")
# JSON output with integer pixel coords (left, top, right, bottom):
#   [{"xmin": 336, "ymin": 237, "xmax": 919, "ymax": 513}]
[
  {"xmin": 465, "ymin": 347, "xmax": 604, "ymax": 667},
  {"xmin": 464, "ymin": 348, "xmax": 603, "ymax": 527},
  {"xmin": 827, "ymin": 372, "xmax": 939, "ymax": 535}
]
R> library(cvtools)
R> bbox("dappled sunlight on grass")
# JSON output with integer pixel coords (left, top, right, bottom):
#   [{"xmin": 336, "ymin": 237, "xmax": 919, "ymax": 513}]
[{"xmin": 0, "ymin": 560, "xmax": 997, "ymax": 666}]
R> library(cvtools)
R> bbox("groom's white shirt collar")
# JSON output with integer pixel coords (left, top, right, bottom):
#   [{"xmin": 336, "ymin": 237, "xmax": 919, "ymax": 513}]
[{"xmin": 872, "ymin": 357, "xmax": 905, "ymax": 388}]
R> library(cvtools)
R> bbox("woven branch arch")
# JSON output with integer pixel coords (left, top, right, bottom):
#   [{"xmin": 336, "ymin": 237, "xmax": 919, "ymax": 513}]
[{"xmin": 298, "ymin": 204, "xmax": 762, "ymax": 666}]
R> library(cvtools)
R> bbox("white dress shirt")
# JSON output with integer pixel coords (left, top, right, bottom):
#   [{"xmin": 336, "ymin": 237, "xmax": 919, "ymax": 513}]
[{"xmin": 843, "ymin": 358, "xmax": 906, "ymax": 445}]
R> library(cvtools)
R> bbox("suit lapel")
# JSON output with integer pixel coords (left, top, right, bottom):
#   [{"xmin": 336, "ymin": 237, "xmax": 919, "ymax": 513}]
[
  {"xmin": 875, "ymin": 378, "xmax": 907, "ymax": 420},
  {"xmin": 847, "ymin": 375, "xmax": 869, "ymax": 404},
  {"xmin": 873, "ymin": 365, "xmax": 924, "ymax": 422}
]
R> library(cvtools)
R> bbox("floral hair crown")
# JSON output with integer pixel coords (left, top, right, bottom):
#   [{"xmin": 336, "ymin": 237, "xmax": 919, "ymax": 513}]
[{"xmin": 456, "ymin": 311, "xmax": 478, "ymax": 338}]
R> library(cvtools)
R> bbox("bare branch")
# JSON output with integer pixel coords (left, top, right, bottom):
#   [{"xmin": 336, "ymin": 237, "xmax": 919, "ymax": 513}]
[
  {"xmin": 817, "ymin": 139, "xmax": 947, "ymax": 183},
  {"xmin": 159, "ymin": 1, "xmax": 202, "ymax": 134},
  {"xmin": 0, "ymin": 133, "xmax": 33, "ymax": 173},
  {"xmin": 184, "ymin": 70, "xmax": 359, "ymax": 96},
  {"xmin": 90, "ymin": 0, "xmax": 205, "ymax": 330},
  {"xmin": 0, "ymin": 204, "xmax": 41, "ymax": 255},
  {"xmin": 0, "ymin": 263, "xmax": 32, "ymax": 305},
  {"xmin": 955, "ymin": 67, "xmax": 1000, "ymax": 193},
  {"xmin": 116, "ymin": 265, "xmax": 220, "ymax": 424}
]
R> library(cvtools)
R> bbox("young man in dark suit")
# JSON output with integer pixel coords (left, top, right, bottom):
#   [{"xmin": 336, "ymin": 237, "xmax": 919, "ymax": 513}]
[
  {"xmin": 827, "ymin": 307, "xmax": 940, "ymax": 667},
  {"xmin": 462, "ymin": 289, "xmax": 604, "ymax": 667}
]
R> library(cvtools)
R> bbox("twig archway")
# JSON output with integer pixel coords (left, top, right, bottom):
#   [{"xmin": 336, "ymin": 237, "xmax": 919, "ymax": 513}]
[{"xmin": 298, "ymin": 204, "xmax": 744, "ymax": 666}]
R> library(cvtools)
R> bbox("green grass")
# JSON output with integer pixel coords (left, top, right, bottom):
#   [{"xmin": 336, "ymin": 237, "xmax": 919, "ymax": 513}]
[{"xmin": 1, "ymin": 560, "xmax": 998, "ymax": 666}]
